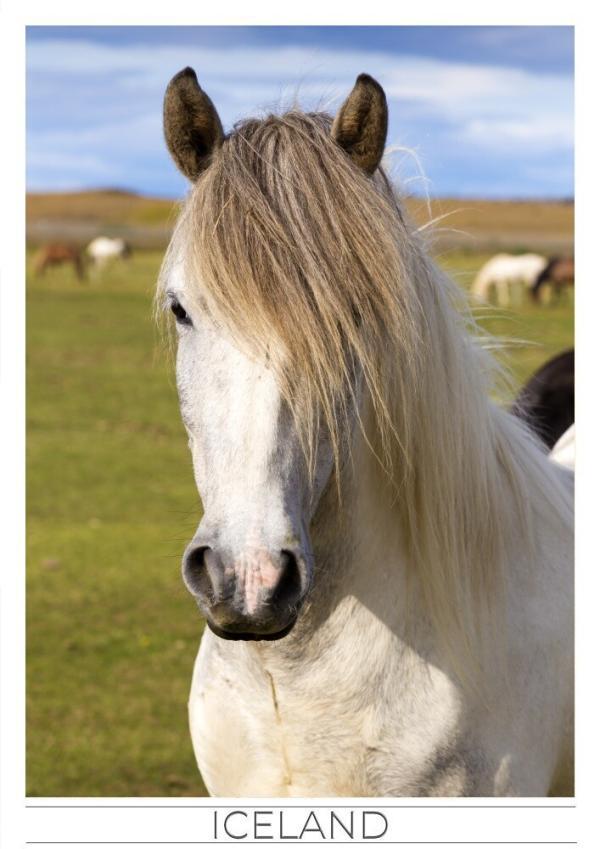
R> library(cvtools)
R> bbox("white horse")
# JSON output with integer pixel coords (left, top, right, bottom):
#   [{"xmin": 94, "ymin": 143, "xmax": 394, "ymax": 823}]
[
  {"xmin": 471, "ymin": 253, "xmax": 547, "ymax": 307},
  {"xmin": 86, "ymin": 236, "xmax": 131, "ymax": 272},
  {"xmin": 159, "ymin": 69, "xmax": 573, "ymax": 796}
]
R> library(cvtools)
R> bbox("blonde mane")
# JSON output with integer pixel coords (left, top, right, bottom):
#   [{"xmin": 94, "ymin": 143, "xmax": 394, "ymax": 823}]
[{"xmin": 159, "ymin": 108, "xmax": 572, "ymax": 675}]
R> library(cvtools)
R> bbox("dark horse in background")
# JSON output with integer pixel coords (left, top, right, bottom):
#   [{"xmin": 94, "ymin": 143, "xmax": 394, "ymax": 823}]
[
  {"xmin": 512, "ymin": 349, "xmax": 574, "ymax": 450},
  {"xmin": 531, "ymin": 256, "xmax": 574, "ymax": 303},
  {"xmin": 33, "ymin": 242, "xmax": 86, "ymax": 282}
]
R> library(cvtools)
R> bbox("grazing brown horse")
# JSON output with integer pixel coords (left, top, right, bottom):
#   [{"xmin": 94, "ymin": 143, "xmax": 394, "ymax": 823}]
[
  {"xmin": 531, "ymin": 256, "xmax": 574, "ymax": 302},
  {"xmin": 512, "ymin": 349, "xmax": 574, "ymax": 450},
  {"xmin": 33, "ymin": 243, "xmax": 86, "ymax": 282}
]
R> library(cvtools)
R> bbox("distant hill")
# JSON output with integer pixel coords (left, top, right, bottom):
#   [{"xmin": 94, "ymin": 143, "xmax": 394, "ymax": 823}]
[
  {"xmin": 27, "ymin": 190, "xmax": 177, "ymax": 227},
  {"xmin": 26, "ymin": 190, "xmax": 574, "ymax": 253}
]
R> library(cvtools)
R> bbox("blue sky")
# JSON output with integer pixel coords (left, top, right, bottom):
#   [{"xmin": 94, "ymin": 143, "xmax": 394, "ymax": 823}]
[{"xmin": 26, "ymin": 26, "xmax": 574, "ymax": 199}]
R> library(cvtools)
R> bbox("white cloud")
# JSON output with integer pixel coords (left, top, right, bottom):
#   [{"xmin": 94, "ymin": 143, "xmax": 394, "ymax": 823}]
[
  {"xmin": 459, "ymin": 116, "xmax": 573, "ymax": 150},
  {"xmin": 26, "ymin": 37, "xmax": 573, "ymax": 195}
]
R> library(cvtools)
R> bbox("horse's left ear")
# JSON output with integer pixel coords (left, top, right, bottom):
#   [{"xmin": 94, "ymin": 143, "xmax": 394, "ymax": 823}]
[
  {"xmin": 331, "ymin": 74, "xmax": 388, "ymax": 175},
  {"xmin": 163, "ymin": 66, "xmax": 224, "ymax": 182}
]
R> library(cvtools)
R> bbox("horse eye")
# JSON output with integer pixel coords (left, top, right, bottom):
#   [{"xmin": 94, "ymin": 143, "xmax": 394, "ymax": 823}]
[{"xmin": 170, "ymin": 299, "xmax": 192, "ymax": 326}]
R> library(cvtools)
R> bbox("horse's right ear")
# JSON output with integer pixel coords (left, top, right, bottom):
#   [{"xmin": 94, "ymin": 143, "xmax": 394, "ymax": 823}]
[
  {"xmin": 331, "ymin": 74, "xmax": 388, "ymax": 175},
  {"xmin": 163, "ymin": 67, "xmax": 224, "ymax": 182}
]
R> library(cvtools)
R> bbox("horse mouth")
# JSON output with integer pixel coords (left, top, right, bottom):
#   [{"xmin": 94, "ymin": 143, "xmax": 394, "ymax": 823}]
[{"xmin": 206, "ymin": 616, "xmax": 297, "ymax": 642}]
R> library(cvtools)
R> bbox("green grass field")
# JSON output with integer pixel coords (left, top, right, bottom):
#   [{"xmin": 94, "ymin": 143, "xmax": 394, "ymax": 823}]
[{"xmin": 26, "ymin": 247, "xmax": 573, "ymax": 797}]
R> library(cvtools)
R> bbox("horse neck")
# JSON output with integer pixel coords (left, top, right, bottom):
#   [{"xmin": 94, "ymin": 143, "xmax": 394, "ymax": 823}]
[
  {"xmin": 258, "ymin": 248, "xmax": 567, "ymax": 674},
  {"xmin": 285, "ymin": 423, "xmax": 418, "ymax": 651},
  {"xmin": 283, "ymin": 374, "xmax": 547, "ymax": 667}
]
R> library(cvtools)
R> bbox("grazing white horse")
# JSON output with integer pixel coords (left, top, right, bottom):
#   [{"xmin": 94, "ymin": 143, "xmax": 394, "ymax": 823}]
[
  {"xmin": 86, "ymin": 236, "xmax": 131, "ymax": 271},
  {"xmin": 159, "ymin": 69, "xmax": 573, "ymax": 796},
  {"xmin": 471, "ymin": 253, "xmax": 547, "ymax": 307}
]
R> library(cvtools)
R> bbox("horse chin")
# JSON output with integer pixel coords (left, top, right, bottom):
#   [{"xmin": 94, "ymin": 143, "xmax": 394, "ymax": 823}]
[{"xmin": 206, "ymin": 617, "xmax": 297, "ymax": 642}]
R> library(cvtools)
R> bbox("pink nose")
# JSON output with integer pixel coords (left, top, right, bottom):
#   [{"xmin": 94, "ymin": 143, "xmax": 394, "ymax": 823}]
[{"xmin": 182, "ymin": 544, "xmax": 307, "ymax": 639}]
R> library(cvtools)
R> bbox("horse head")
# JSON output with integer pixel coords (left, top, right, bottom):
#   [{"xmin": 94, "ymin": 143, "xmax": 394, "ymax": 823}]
[{"xmin": 161, "ymin": 69, "xmax": 389, "ymax": 639}]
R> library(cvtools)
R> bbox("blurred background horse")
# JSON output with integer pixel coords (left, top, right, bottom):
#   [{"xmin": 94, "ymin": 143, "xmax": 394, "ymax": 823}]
[
  {"xmin": 512, "ymin": 349, "xmax": 574, "ymax": 450},
  {"xmin": 471, "ymin": 252, "xmax": 546, "ymax": 306},
  {"xmin": 531, "ymin": 256, "xmax": 575, "ymax": 302},
  {"xmin": 86, "ymin": 236, "xmax": 132, "ymax": 274},
  {"xmin": 33, "ymin": 242, "xmax": 86, "ymax": 282}
]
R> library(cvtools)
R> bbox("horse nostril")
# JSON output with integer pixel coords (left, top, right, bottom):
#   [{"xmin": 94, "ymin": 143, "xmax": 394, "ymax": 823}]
[
  {"xmin": 183, "ymin": 545, "xmax": 213, "ymax": 598},
  {"xmin": 273, "ymin": 550, "xmax": 303, "ymax": 609}
]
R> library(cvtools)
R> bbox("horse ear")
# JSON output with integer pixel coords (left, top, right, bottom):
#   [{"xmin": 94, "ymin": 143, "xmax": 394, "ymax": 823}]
[
  {"xmin": 163, "ymin": 67, "xmax": 224, "ymax": 182},
  {"xmin": 331, "ymin": 74, "xmax": 388, "ymax": 175}
]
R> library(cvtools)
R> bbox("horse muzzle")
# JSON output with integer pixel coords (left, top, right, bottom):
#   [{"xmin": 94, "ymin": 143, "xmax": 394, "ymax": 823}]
[{"xmin": 182, "ymin": 541, "xmax": 311, "ymax": 640}]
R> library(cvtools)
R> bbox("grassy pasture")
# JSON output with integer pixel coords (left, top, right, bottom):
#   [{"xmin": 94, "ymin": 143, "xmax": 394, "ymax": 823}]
[
  {"xmin": 26, "ymin": 243, "xmax": 573, "ymax": 797},
  {"xmin": 27, "ymin": 251, "xmax": 204, "ymax": 796}
]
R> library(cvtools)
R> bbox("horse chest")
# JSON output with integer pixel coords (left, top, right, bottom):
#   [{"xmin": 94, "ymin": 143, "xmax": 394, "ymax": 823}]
[
  {"xmin": 189, "ymin": 633, "xmax": 374, "ymax": 795},
  {"xmin": 188, "ymin": 624, "xmax": 471, "ymax": 797}
]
